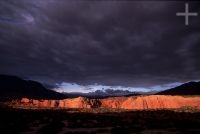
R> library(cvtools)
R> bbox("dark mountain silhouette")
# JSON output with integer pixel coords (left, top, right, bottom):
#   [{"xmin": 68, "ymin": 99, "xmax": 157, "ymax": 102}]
[
  {"xmin": 0, "ymin": 74, "xmax": 65, "ymax": 100},
  {"xmin": 157, "ymin": 81, "xmax": 200, "ymax": 95}
]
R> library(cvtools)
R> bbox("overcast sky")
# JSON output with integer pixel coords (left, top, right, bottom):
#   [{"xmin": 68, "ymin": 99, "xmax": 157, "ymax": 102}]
[{"xmin": 0, "ymin": 0, "xmax": 200, "ymax": 92}]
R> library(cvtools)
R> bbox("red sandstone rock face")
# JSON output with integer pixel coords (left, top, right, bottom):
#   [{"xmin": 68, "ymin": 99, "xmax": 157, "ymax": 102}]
[
  {"xmin": 21, "ymin": 98, "xmax": 29, "ymax": 103},
  {"xmin": 15, "ymin": 95, "xmax": 200, "ymax": 110},
  {"xmin": 59, "ymin": 97, "xmax": 91, "ymax": 108},
  {"xmin": 100, "ymin": 97, "xmax": 127, "ymax": 108},
  {"xmin": 16, "ymin": 97, "xmax": 97, "ymax": 109},
  {"xmin": 120, "ymin": 95, "xmax": 181, "ymax": 109},
  {"xmin": 101, "ymin": 95, "xmax": 200, "ymax": 110}
]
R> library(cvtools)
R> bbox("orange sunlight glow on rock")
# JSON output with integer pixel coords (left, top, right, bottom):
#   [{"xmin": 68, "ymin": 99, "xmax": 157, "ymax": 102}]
[{"xmin": 15, "ymin": 95, "xmax": 200, "ymax": 110}]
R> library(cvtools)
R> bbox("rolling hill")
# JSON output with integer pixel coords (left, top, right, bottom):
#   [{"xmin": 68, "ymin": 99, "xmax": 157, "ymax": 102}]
[
  {"xmin": 0, "ymin": 74, "xmax": 65, "ymax": 100},
  {"xmin": 157, "ymin": 81, "xmax": 200, "ymax": 95}
]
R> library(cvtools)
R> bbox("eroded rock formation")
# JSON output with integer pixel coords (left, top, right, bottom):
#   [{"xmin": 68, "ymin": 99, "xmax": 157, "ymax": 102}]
[
  {"xmin": 12, "ymin": 95, "xmax": 200, "ymax": 110},
  {"xmin": 17, "ymin": 97, "xmax": 101, "ymax": 109},
  {"xmin": 103, "ymin": 95, "xmax": 200, "ymax": 109}
]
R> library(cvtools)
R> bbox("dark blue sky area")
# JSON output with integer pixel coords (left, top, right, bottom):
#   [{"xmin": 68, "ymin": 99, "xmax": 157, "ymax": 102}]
[{"xmin": 0, "ymin": 1, "xmax": 200, "ymax": 92}]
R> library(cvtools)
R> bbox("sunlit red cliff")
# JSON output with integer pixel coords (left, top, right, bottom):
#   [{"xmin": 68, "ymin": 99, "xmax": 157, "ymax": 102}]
[{"xmin": 8, "ymin": 95, "xmax": 200, "ymax": 110}]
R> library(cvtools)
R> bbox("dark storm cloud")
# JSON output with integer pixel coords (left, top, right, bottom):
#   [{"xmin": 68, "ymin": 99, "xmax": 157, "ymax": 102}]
[{"xmin": 0, "ymin": 0, "xmax": 200, "ymax": 89}]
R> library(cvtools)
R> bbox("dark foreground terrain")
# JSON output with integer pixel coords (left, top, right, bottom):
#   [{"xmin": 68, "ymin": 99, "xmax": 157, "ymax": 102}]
[{"xmin": 1, "ymin": 106, "xmax": 200, "ymax": 134}]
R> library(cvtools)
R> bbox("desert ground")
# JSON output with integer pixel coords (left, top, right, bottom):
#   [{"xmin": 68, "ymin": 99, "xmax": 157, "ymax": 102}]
[{"xmin": 1, "ymin": 103, "xmax": 200, "ymax": 134}]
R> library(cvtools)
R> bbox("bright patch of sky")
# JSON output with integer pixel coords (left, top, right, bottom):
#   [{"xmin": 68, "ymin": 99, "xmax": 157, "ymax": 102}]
[{"xmin": 54, "ymin": 82, "xmax": 185, "ymax": 93}]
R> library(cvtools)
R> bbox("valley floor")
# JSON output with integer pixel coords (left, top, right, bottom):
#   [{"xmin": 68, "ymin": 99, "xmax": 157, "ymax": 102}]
[{"xmin": 0, "ymin": 107, "xmax": 200, "ymax": 134}]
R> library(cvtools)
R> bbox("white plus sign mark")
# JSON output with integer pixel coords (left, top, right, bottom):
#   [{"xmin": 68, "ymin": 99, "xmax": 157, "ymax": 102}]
[{"xmin": 176, "ymin": 3, "xmax": 198, "ymax": 25}]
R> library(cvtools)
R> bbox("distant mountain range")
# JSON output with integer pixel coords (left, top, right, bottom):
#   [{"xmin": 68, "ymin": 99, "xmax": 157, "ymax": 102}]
[
  {"xmin": 157, "ymin": 81, "xmax": 200, "ymax": 95},
  {"xmin": 0, "ymin": 74, "xmax": 200, "ymax": 100},
  {"xmin": 63, "ymin": 89, "xmax": 141, "ymax": 99},
  {"xmin": 0, "ymin": 74, "xmax": 65, "ymax": 100},
  {"xmin": 65, "ymin": 81, "xmax": 200, "ymax": 97}
]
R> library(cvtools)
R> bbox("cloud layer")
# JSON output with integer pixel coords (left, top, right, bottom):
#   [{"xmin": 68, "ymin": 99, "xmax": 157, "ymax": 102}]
[{"xmin": 0, "ymin": 1, "xmax": 200, "ymax": 91}]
